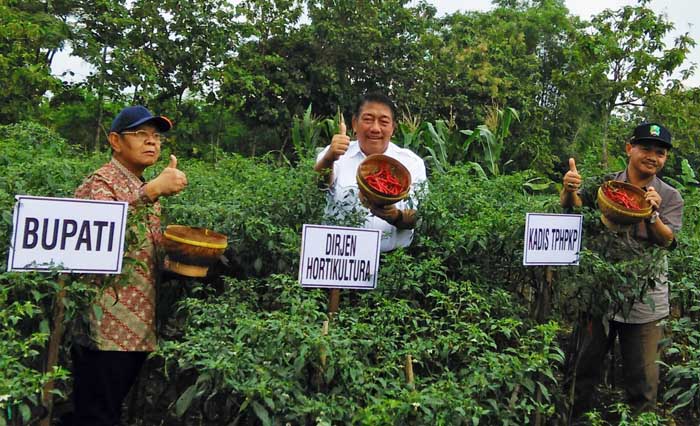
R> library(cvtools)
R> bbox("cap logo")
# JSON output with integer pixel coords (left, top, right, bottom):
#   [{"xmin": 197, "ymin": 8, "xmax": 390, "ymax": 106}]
[{"xmin": 650, "ymin": 125, "xmax": 661, "ymax": 137}]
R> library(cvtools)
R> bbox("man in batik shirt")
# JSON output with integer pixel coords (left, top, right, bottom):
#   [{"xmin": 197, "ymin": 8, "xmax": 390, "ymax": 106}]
[{"xmin": 72, "ymin": 106, "xmax": 187, "ymax": 426}]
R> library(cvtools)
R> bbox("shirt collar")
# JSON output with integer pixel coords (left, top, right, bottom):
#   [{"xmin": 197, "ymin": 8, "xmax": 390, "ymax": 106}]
[
  {"xmin": 618, "ymin": 169, "xmax": 660, "ymax": 189},
  {"xmin": 111, "ymin": 157, "xmax": 146, "ymax": 186}
]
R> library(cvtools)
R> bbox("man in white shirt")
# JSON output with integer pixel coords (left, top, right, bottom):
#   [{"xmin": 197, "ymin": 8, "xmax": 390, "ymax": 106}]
[{"xmin": 314, "ymin": 92, "xmax": 427, "ymax": 252}]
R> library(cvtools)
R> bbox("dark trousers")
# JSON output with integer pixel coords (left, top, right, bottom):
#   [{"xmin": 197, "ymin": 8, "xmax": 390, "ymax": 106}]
[
  {"xmin": 71, "ymin": 346, "xmax": 147, "ymax": 426},
  {"xmin": 573, "ymin": 318, "xmax": 664, "ymax": 416}
]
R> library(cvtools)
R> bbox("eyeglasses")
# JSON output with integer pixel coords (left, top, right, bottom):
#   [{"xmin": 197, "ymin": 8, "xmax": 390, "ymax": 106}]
[{"xmin": 120, "ymin": 130, "xmax": 166, "ymax": 143}]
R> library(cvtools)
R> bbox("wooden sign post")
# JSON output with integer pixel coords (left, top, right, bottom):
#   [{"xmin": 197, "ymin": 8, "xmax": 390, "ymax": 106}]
[
  {"xmin": 522, "ymin": 213, "xmax": 583, "ymax": 426},
  {"xmin": 328, "ymin": 288, "xmax": 341, "ymax": 316},
  {"xmin": 299, "ymin": 224, "xmax": 381, "ymax": 390},
  {"xmin": 40, "ymin": 276, "xmax": 66, "ymax": 426}
]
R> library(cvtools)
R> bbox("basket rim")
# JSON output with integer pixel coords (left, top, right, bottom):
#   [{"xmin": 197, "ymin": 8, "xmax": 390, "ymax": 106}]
[
  {"xmin": 164, "ymin": 225, "xmax": 228, "ymax": 249},
  {"xmin": 597, "ymin": 182, "xmax": 652, "ymax": 219},
  {"xmin": 357, "ymin": 175, "xmax": 409, "ymax": 200},
  {"xmin": 356, "ymin": 153, "xmax": 412, "ymax": 199},
  {"xmin": 166, "ymin": 260, "xmax": 209, "ymax": 277}
]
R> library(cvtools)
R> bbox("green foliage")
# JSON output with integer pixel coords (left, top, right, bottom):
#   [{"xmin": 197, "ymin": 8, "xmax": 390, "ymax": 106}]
[
  {"xmin": 0, "ymin": 123, "xmax": 105, "ymax": 422},
  {"xmin": 0, "ymin": 276, "xmax": 67, "ymax": 423},
  {"xmin": 394, "ymin": 107, "xmax": 520, "ymax": 177},
  {"xmin": 154, "ymin": 270, "xmax": 562, "ymax": 425},
  {"xmin": 557, "ymin": 1, "xmax": 694, "ymax": 165},
  {"xmin": 290, "ymin": 105, "xmax": 338, "ymax": 162},
  {"xmin": 581, "ymin": 402, "xmax": 668, "ymax": 425},
  {"xmin": 662, "ymin": 317, "xmax": 700, "ymax": 415},
  {"xmin": 396, "ymin": 118, "xmax": 479, "ymax": 175},
  {"xmin": 11, "ymin": 0, "xmax": 693, "ymax": 181},
  {"xmin": 0, "ymin": 122, "xmax": 99, "ymax": 200},
  {"xmin": 2, "ymin": 119, "xmax": 699, "ymax": 425},
  {"xmin": 560, "ymin": 217, "xmax": 669, "ymax": 320},
  {"xmin": 160, "ymin": 153, "xmax": 326, "ymax": 277},
  {"xmin": 661, "ymin": 180, "xmax": 700, "ymax": 417},
  {"xmin": 415, "ymin": 167, "xmax": 560, "ymax": 286},
  {"xmin": 0, "ymin": 1, "xmax": 67, "ymax": 124}
]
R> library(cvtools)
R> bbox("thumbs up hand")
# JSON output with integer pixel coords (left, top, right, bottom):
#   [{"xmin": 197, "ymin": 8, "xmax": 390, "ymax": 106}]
[
  {"xmin": 563, "ymin": 158, "xmax": 582, "ymax": 193},
  {"xmin": 324, "ymin": 114, "xmax": 350, "ymax": 162},
  {"xmin": 148, "ymin": 154, "xmax": 188, "ymax": 199}
]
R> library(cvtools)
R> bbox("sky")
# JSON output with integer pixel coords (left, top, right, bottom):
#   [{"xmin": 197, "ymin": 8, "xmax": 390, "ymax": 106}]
[{"xmin": 52, "ymin": 0, "xmax": 700, "ymax": 87}]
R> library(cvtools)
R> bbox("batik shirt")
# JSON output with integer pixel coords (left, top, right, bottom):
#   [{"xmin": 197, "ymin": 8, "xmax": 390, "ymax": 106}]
[{"xmin": 74, "ymin": 158, "xmax": 162, "ymax": 351}]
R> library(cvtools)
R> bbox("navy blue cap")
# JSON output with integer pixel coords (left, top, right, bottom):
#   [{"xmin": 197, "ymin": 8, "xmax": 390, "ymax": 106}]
[
  {"xmin": 631, "ymin": 122, "xmax": 672, "ymax": 149},
  {"xmin": 109, "ymin": 106, "xmax": 172, "ymax": 133}
]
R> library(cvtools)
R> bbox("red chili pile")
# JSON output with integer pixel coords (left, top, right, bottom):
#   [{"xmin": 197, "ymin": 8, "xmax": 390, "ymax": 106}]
[
  {"xmin": 603, "ymin": 184, "xmax": 641, "ymax": 210},
  {"xmin": 365, "ymin": 164, "xmax": 404, "ymax": 196}
]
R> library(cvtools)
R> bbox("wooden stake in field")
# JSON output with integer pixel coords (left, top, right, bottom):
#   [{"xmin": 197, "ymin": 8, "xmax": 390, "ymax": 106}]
[
  {"xmin": 531, "ymin": 266, "xmax": 555, "ymax": 426},
  {"xmin": 40, "ymin": 275, "xmax": 67, "ymax": 426},
  {"xmin": 405, "ymin": 354, "xmax": 415, "ymax": 391},
  {"xmin": 328, "ymin": 288, "xmax": 341, "ymax": 317},
  {"xmin": 320, "ymin": 320, "xmax": 330, "ymax": 368}
]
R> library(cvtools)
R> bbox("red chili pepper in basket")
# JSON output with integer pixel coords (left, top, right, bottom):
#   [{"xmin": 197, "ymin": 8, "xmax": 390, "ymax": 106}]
[
  {"xmin": 365, "ymin": 164, "xmax": 404, "ymax": 196},
  {"xmin": 603, "ymin": 185, "xmax": 641, "ymax": 210}
]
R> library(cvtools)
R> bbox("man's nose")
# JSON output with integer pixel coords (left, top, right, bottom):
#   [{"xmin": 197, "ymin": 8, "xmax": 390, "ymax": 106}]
[{"xmin": 144, "ymin": 134, "xmax": 158, "ymax": 144}]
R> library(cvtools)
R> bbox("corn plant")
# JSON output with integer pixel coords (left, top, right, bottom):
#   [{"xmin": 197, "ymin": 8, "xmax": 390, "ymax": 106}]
[{"xmin": 291, "ymin": 105, "xmax": 346, "ymax": 162}]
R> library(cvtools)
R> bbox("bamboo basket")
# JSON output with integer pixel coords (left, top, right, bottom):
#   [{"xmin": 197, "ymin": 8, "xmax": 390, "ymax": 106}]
[
  {"xmin": 597, "ymin": 181, "xmax": 652, "ymax": 226},
  {"xmin": 356, "ymin": 154, "xmax": 411, "ymax": 207},
  {"xmin": 162, "ymin": 225, "xmax": 228, "ymax": 277}
]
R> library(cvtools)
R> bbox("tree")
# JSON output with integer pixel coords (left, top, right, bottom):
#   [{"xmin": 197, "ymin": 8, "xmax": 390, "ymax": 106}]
[
  {"xmin": 560, "ymin": 0, "xmax": 694, "ymax": 167},
  {"xmin": 305, "ymin": 0, "xmax": 439, "ymax": 117},
  {"xmin": 68, "ymin": 0, "xmax": 132, "ymax": 150},
  {"xmin": 642, "ymin": 85, "xmax": 700, "ymax": 174},
  {"xmin": 216, "ymin": 0, "xmax": 440, "ymax": 152},
  {"xmin": 125, "ymin": 0, "xmax": 239, "ymax": 107},
  {"xmin": 429, "ymin": 0, "xmax": 574, "ymax": 173},
  {"xmin": 0, "ymin": 1, "xmax": 69, "ymax": 123}
]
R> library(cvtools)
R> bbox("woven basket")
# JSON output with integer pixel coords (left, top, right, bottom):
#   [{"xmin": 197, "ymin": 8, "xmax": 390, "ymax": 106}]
[
  {"xmin": 356, "ymin": 154, "xmax": 412, "ymax": 207},
  {"xmin": 597, "ymin": 181, "xmax": 652, "ymax": 225},
  {"xmin": 162, "ymin": 225, "xmax": 228, "ymax": 277}
]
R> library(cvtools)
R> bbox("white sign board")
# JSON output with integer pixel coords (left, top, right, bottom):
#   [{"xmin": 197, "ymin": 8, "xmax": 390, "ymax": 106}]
[
  {"xmin": 523, "ymin": 213, "xmax": 583, "ymax": 266},
  {"xmin": 299, "ymin": 224, "xmax": 381, "ymax": 290},
  {"xmin": 8, "ymin": 196, "xmax": 128, "ymax": 274}
]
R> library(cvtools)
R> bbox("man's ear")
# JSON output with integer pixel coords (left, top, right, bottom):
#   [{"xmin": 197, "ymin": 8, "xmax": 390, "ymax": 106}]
[
  {"xmin": 625, "ymin": 142, "xmax": 633, "ymax": 157},
  {"xmin": 108, "ymin": 132, "xmax": 121, "ymax": 153}
]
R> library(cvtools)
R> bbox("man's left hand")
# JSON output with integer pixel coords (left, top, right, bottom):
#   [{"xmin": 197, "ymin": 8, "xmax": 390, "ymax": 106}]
[
  {"xmin": 369, "ymin": 204, "xmax": 401, "ymax": 225},
  {"xmin": 645, "ymin": 186, "xmax": 662, "ymax": 210}
]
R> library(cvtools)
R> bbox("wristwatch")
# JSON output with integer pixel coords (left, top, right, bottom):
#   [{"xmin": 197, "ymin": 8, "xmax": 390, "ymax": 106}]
[{"xmin": 647, "ymin": 211, "xmax": 660, "ymax": 224}]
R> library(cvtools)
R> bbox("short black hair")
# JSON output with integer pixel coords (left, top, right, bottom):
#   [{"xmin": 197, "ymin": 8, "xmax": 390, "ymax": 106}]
[{"xmin": 353, "ymin": 92, "xmax": 397, "ymax": 121}]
